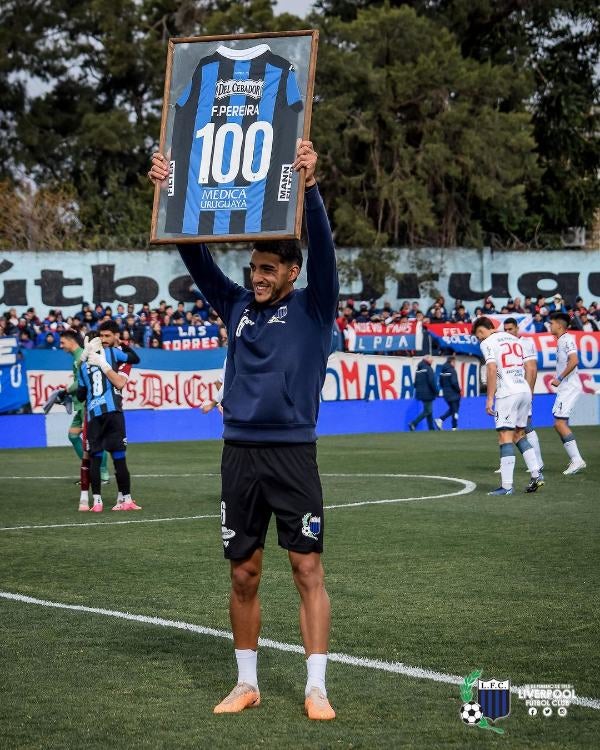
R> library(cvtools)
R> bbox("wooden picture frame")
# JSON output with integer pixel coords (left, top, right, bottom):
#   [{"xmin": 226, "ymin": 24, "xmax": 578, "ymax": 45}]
[{"xmin": 150, "ymin": 30, "xmax": 319, "ymax": 245}]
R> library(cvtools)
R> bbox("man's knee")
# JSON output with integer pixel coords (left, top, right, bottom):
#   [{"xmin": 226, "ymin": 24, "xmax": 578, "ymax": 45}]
[
  {"xmin": 230, "ymin": 559, "xmax": 261, "ymax": 600},
  {"xmin": 291, "ymin": 553, "xmax": 324, "ymax": 591}
]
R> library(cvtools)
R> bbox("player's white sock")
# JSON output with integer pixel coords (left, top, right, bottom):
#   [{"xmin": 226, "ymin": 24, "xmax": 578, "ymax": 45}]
[
  {"xmin": 562, "ymin": 433, "xmax": 583, "ymax": 462},
  {"xmin": 516, "ymin": 438, "xmax": 539, "ymax": 478},
  {"xmin": 526, "ymin": 430, "xmax": 543, "ymax": 468},
  {"xmin": 305, "ymin": 653, "xmax": 328, "ymax": 697},
  {"xmin": 122, "ymin": 493, "xmax": 131, "ymax": 502},
  {"xmin": 79, "ymin": 490, "xmax": 89, "ymax": 503},
  {"xmin": 235, "ymin": 648, "xmax": 258, "ymax": 689},
  {"xmin": 92, "ymin": 494, "xmax": 102, "ymax": 505},
  {"xmin": 499, "ymin": 444, "xmax": 515, "ymax": 489}
]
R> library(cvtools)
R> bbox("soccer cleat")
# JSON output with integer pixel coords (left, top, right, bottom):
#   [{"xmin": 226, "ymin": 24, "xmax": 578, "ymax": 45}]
[
  {"xmin": 525, "ymin": 476, "xmax": 544, "ymax": 493},
  {"xmin": 305, "ymin": 687, "xmax": 336, "ymax": 720},
  {"xmin": 487, "ymin": 487, "xmax": 514, "ymax": 496},
  {"xmin": 78, "ymin": 504, "xmax": 89, "ymax": 512},
  {"xmin": 408, "ymin": 423, "xmax": 416, "ymax": 432},
  {"xmin": 111, "ymin": 502, "xmax": 124, "ymax": 511},
  {"xmin": 90, "ymin": 503, "xmax": 103, "ymax": 512},
  {"xmin": 434, "ymin": 418, "xmax": 443, "ymax": 430},
  {"xmin": 563, "ymin": 460, "xmax": 586, "ymax": 475},
  {"xmin": 494, "ymin": 467, "xmax": 501, "ymax": 474},
  {"xmin": 120, "ymin": 500, "xmax": 142, "ymax": 511},
  {"xmin": 213, "ymin": 683, "xmax": 260, "ymax": 714}
]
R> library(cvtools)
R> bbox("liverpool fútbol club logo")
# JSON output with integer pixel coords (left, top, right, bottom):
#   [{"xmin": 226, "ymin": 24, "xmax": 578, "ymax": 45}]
[{"xmin": 459, "ymin": 669, "xmax": 510, "ymax": 735}]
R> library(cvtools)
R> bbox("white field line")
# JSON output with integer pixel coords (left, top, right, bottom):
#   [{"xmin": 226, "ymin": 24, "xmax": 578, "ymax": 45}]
[
  {"xmin": 0, "ymin": 590, "xmax": 598, "ymax": 711},
  {"xmin": 0, "ymin": 474, "xmax": 475, "ymax": 532}
]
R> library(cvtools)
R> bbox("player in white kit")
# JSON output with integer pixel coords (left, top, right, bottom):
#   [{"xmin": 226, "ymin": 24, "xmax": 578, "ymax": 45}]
[
  {"xmin": 503, "ymin": 318, "xmax": 544, "ymax": 474},
  {"xmin": 473, "ymin": 317, "xmax": 543, "ymax": 495},
  {"xmin": 549, "ymin": 312, "xmax": 586, "ymax": 474}
]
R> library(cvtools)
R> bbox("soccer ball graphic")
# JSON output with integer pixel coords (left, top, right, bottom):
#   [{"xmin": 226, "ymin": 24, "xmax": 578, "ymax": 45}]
[{"xmin": 460, "ymin": 701, "xmax": 483, "ymax": 725}]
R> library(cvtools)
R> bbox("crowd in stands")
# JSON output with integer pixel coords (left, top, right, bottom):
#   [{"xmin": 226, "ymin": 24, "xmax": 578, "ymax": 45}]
[
  {"xmin": 0, "ymin": 295, "xmax": 228, "ymax": 349},
  {"xmin": 335, "ymin": 293, "xmax": 600, "ymax": 333},
  {"xmin": 2, "ymin": 292, "xmax": 599, "ymax": 351}
]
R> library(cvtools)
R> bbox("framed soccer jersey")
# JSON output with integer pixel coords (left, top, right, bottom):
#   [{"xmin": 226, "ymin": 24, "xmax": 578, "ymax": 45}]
[{"xmin": 150, "ymin": 30, "xmax": 319, "ymax": 244}]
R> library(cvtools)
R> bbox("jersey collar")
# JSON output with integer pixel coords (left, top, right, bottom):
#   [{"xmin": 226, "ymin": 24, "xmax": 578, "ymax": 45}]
[{"xmin": 216, "ymin": 44, "xmax": 270, "ymax": 60}]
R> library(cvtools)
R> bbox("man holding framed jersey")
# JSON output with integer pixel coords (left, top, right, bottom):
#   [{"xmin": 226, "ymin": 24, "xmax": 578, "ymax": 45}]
[{"xmin": 149, "ymin": 140, "xmax": 339, "ymax": 721}]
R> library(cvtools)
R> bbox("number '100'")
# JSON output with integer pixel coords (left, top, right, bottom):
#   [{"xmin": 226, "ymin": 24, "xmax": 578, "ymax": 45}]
[{"xmin": 196, "ymin": 122, "xmax": 273, "ymax": 184}]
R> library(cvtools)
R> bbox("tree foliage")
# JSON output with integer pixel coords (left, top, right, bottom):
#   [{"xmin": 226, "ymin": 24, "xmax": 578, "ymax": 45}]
[{"xmin": 0, "ymin": 0, "xmax": 598, "ymax": 263}]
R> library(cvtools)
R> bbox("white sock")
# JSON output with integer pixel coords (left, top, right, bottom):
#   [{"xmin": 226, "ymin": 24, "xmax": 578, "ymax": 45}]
[
  {"xmin": 521, "ymin": 447, "xmax": 539, "ymax": 478},
  {"xmin": 527, "ymin": 430, "xmax": 543, "ymax": 468},
  {"xmin": 123, "ymin": 493, "xmax": 131, "ymax": 502},
  {"xmin": 92, "ymin": 494, "xmax": 102, "ymax": 505},
  {"xmin": 116, "ymin": 492, "xmax": 124, "ymax": 503},
  {"xmin": 79, "ymin": 490, "xmax": 89, "ymax": 504},
  {"xmin": 235, "ymin": 648, "xmax": 258, "ymax": 689},
  {"xmin": 305, "ymin": 653, "xmax": 327, "ymax": 697},
  {"xmin": 500, "ymin": 456, "xmax": 515, "ymax": 489},
  {"xmin": 564, "ymin": 438, "xmax": 582, "ymax": 463}
]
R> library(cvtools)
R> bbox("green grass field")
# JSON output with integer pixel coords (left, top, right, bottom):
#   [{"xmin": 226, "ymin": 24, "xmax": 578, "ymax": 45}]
[{"xmin": 1, "ymin": 428, "xmax": 598, "ymax": 749}]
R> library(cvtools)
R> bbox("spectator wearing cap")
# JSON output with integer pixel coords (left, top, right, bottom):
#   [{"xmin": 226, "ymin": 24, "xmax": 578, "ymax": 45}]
[
  {"xmin": 355, "ymin": 303, "xmax": 371, "ymax": 323},
  {"xmin": 505, "ymin": 298, "xmax": 517, "ymax": 314},
  {"xmin": 408, "ymin": 355, "xmax": 439, "ymax": 431},
  {"xmin": 482, "ymin": 296, "xmax": 496, "ymax": 314},
  {"xmin": 435, "ymin": 355, "xmax": 461, "ymax": 430},
  {"xmin": 548, "ymin": 294, "xmax": 567, "ymax": 314}
]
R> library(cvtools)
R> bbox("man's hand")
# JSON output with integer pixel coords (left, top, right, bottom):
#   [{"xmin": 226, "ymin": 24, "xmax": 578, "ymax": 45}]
[
  {"xmin": 486, "ymin": 398, "xmax": 495, "ymax": 416},
  {"xmin": 88, "ymin": 350, "xmax": 110, "ymax": 373},
  {"xmin": 293, "ymin": 140, "xmax": 317, "ymax": 188},
  {"xmin": 148, "ymin": 152, "xmax": 170, "ymax": 188},
  {"xmin": 550, "ymin": 377, "xmax": 561, "ymax": 388}
]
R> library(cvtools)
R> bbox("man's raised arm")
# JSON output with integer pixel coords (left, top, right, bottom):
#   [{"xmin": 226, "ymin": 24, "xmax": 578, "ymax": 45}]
[{"xmin": 293, "ymin": 142, "xmax": 339, "ymax": 325}]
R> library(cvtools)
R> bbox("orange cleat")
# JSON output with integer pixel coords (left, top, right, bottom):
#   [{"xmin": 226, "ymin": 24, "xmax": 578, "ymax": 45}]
[
  {"xmin": 305, "ymin": 688, "xmax": 336, "ymax": 720},
  {"xmin": 213, "ymin": 683, "xmax": 260, "ymax": 714}
]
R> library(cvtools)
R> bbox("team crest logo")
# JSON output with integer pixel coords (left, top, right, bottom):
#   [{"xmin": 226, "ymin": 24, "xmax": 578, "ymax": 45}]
[
  {"xmin": 267, "ymin": 305, "xmax": 288, "ymax": 325},
  {"xmin": 458, "ymin": 670, "xmax": 508, "ymax": 734},
  {"xmin": 301, "ymin": 513, "xmax": 321, "ymax": 540}
]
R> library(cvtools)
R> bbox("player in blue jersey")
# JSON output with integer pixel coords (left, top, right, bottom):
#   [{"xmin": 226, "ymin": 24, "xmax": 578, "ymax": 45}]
[
  {"xmin": 165, "ymin": 43, "xmax": 303, "ymax": 236},
  {"xmin": 77, "ymin": 321, "xmax": 141, "ymax": 512},
  {"xmin": 150, "ymin": 141, "xmax": 338, "ymax": 720}
]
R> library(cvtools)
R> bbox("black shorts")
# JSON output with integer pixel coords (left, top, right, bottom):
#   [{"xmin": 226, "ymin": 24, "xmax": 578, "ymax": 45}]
[
  {"xmin": 220, "ymin": 442, "xmax": 324, "ymax": 560},
  {"xmin": 87, "ymin": 412, "xmax": 127, "ymax": 455}
]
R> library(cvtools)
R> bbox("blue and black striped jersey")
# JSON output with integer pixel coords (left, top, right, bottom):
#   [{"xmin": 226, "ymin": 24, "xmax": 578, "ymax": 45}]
[
  {"xmin": 77, "ymin": 348, "xmax": 130, "ymax": 418},
  {"xmin": 166, "ymin": 43, "xmax": 303, "ymax": 236}
]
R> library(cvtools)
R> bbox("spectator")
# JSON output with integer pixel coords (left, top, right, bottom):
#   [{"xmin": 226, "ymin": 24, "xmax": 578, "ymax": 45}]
[
  {"xmin": 336, "ymin": 306, "xmax": 354, "ymax": 334},
  {"xmin": 190, "ymin": 297, "xmax": 209, "ymax": 320},
  {"xmin": 120, "ymin": 329, "xmax": 138, "ymax": 348},
  {"xmin": 573, "ymin": 296, "xmax": 587, "ymax": 315},
  {"xmin": 408, "ymin": 355, "xmax": 439, "ymax": 431},
  {"xmin": 574, "ymin": 311, "xmax": 599, "ymax": 332},
  {"xmin": 18, "ymin": 330, "xmax": 34, "ymax": 349},
  {"xmin": 137, "ymin": 302, "xmax": 151, "ymax": 317},
  {"xmin": 482, "ymin": 296, "xmax": 496, "ymax": 314},
  {"xmin": 381, "ymin": 301, "xmax": 394, "ymax": 319},
  {"xmin": 355, "ymin": 303, "xmax": 371, "ymax": 323},
  {"xmin": 219, "ymin": 325, "xmax": 229, "ymax": 347},
  {"xmin": 512, "ymin": 297, "xmax": 525, "ymax": 313},
  {"xmin": 115, "ymin": 303, "xmax": 126, "ymax": 318},
  {"xmin": 531, "ymin": 312, "xmax": 548, "ymax": 333},
  {"xmin": 149, "ymin": 336, "xmax": 162, "ymax": 349},
  {"xmin": 452, "ymin": 305, "xmax": 471, "ymax": 323},
  {"xmin": 548, "ymin": 294, "xmax": 567, "ymax": 314},
  {"xmin": 41, "ymin": 332, "xmax": 59, "ymax": 349}
]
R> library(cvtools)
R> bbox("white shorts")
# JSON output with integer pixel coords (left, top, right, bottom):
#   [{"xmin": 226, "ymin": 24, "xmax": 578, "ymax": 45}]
[
  {"xmin": 495, "ymin": 392, "xmax": 531, "ymax": 430},
  {"xmin": 552, "ymin": 387, "xmax": 582, "ymax": 420}
]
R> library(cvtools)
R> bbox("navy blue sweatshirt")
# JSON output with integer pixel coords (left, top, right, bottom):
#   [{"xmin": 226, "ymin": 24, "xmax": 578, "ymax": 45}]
[
  {"xmin": 414, "ymin": 359, "xmax": 437, "ymax": 402},
  {"xmin": 177, "ymin": 185, "xmax": 339, "ymax": 443},
  {"xmin": 439, "ymin": 362, "xmax": 461, "ymax": 401}
]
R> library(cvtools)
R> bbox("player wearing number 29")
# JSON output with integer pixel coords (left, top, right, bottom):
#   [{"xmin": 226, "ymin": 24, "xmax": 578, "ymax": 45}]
[
  {"xmin": 150, "ymin": 141, "xmax": 338, "ymax": 720},
  {"xmin": 166, "ymin": 44, "xmax": 303, "ymax": 236},
  {"xmin": 472, "ymin": 317, "xmax": 543, "ymax": 496}
]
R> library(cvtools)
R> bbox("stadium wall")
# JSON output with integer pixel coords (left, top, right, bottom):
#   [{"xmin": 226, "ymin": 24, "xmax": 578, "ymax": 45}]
[
  {"xmin": 1, "ymin": 394, "xmax": 599, "ymax": 450},
  {"xmin": 1, "ymin": 247, "xmax": 599, "ymax": 311}
]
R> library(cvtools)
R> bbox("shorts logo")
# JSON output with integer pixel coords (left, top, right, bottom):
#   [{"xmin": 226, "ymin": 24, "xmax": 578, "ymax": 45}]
[
  {"xmin": 301, "ymin": 512, "xmax": 321, "ymax": 540},
  {"xmin": 221, "ymin": 526, "xmax": 236, "ymax": 540}
]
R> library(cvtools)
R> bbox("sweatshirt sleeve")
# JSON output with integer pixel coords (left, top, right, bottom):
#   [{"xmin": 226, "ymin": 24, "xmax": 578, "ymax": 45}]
[
  {"xmin": 451, "ymin": 369, "xmax": 461, "ymax": 395},
  {"xmin": 177, "ymin": 243, "xmax": 248, "ymax": 325},
  {"xmin": 305, "ymin": 185, "xmax": 339, "ymax": 325}
]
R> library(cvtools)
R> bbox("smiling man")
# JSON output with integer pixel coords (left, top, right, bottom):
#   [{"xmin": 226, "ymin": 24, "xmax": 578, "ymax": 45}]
[{"xmin": 149, "ymin": 141, "xmax": 339, "ymax": 720}]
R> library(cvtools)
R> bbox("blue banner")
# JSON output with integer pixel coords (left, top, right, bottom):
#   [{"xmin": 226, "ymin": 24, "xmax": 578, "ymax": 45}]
[
  {"xmin": 161, "ymin": 324, "xmax": 221, "ymax": 351},
  {"xmin": 0, "ymin": 337, "xmax": 30, "ymax": 413}
]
